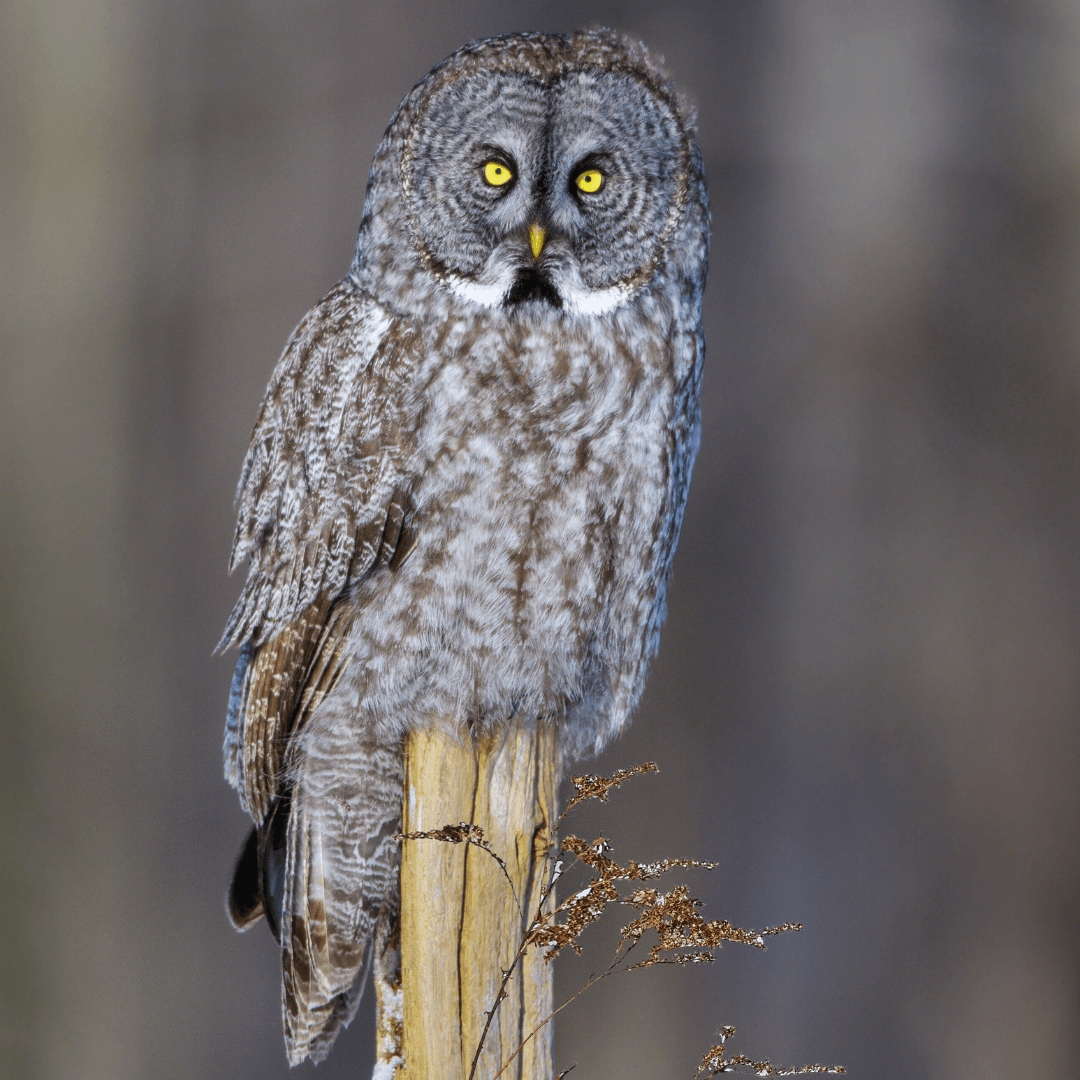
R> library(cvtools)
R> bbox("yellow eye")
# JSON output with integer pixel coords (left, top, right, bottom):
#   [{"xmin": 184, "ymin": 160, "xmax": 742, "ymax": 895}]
[
  {"xmin": 483, "ymin": 161, "xmax": 513, "ymax": 186},
  {"xmin": 575, "ymin": 169, "xmax": 604, "ymax": 193}
]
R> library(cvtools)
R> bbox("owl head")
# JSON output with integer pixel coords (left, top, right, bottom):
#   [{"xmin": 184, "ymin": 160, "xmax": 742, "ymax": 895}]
[{"xmin": 350, "ymin": 29, "xmax": 708, "ymax": 322}]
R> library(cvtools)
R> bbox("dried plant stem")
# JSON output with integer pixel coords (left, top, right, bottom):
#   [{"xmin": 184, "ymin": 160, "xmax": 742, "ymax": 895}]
[
  {"xmin": 399, "ymin": 716, "xmax": 557, "ymax": 1080},
  {"xmin": 489, "ymin": 936, "xmax": 641, "ymax": 1080},
  {"xmin": 469, "ymin": 937, "xmax": 531, "ymax": 1080},
  {"xmin": 399, "ymin": 757, "xmax": 833, "ymax": 1079}
]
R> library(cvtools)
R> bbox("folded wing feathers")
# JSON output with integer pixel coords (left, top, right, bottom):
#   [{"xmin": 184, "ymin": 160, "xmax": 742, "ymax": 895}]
[
  {"xmin": 233, "ymin": 597, "xmax": 340, "ymax": 822},
  {"xmin": 219, "ymin": 282, "xmax": 417, "ymax": 652},
  {"xmin": 223, "ymin": 641, "xmax": 254, "ymax": 793}
]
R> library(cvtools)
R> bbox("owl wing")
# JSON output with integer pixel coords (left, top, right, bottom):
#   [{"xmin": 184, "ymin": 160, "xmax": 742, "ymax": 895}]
[
  {"xmin": 220, "ymin": 280, "xmax": 420, "ymax": 816},
  {"xmin": 221, "ymin": 281, "xmax": 419, "ymax": 1060},
  {"xmin": 220, "ymin": 279, "xmax": 420, "ymax": 654}
]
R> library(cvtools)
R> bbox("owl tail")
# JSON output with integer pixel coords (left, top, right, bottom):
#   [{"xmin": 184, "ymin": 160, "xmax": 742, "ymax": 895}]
[
  {"xmin": 229, "ymin": 723, "xmax": 404, "ymax": 1065},
  {"xmin": 282, "ymin": 725, "xmax": 404, "ymax": 1065}
]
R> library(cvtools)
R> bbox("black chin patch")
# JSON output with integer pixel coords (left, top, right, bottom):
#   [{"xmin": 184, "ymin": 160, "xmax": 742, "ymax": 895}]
[{"xmin": 504, "ymin": 266, "xmax": 562, "ymax": 309}]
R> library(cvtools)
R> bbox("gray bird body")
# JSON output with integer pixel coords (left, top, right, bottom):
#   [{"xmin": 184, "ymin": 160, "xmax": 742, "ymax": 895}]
[{"xmin": 222, "ymin": 29, "xmax": 708, "ymax": 1064}]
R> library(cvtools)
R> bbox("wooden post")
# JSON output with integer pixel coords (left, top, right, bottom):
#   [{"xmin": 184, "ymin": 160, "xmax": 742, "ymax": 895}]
[{"xmin": 389, "ymin": 715, "xmax": 557, "ymax": 1080}]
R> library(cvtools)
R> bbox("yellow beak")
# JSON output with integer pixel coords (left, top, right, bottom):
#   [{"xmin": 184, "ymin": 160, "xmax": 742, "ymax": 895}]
[{"xmin": 528, "ymin": 222, "xmax": 546, "ymax": 260}]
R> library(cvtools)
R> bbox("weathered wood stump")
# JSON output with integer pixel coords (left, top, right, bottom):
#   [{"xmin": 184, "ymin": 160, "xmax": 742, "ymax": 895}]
[{"xmin": 374, "ymin": 715, "xmax": 558, "ymax": 1080}]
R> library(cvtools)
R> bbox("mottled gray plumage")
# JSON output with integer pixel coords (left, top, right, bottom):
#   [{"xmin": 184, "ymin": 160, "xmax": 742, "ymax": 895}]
[{"xmin": 222, "ymin": 28, "xmax": 708, "ymax": 1065}]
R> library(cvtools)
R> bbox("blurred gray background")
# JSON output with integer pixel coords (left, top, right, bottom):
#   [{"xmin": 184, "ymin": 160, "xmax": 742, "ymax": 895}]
[{"xmin": 3, "ymin": 1, "xmax": 1078, "ymax": 1077}]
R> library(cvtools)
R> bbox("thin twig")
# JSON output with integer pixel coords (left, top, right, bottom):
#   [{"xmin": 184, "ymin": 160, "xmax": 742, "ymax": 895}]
[
  {"xmin": 397, "ymin": 822, "xmax": 524, "ymax": 919},
  {"xmin": 490, "ymin": 936, "xmax": 646, "ymax": 1080},
  {"xmin": 466, "ymin": 936, "xmax": 530, "ymax": 1080},
  {"xmin": 467, "ymin": 836, "xmax": 563, "ymax": 1080}
]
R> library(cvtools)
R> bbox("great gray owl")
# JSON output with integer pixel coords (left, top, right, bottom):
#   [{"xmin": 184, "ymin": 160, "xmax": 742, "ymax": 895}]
[{"xmin": 221, "ymin": 28, "xmax": 708, "ymax": 1065}]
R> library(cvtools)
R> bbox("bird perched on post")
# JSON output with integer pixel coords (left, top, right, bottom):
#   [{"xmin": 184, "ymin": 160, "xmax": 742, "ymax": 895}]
[{"xmin": 220, "ymin": 28, "xmax": 709, "ymax": 1065}]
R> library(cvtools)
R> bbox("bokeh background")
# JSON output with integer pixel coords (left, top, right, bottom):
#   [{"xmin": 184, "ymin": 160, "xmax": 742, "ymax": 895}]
[{"xmin": 3, "ymin": 1, "xmax": 1079, "ymax": 1077}]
